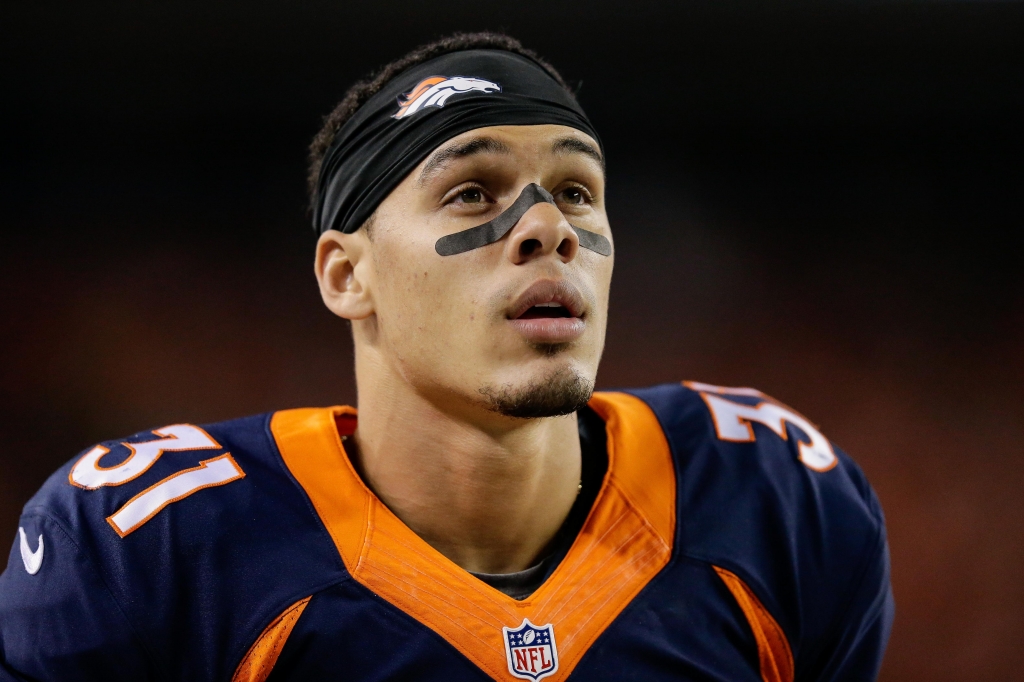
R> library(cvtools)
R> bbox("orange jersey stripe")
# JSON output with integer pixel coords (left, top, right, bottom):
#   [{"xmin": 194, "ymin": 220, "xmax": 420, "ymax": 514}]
[
  {"xmin": 232, "ymin": 596, "xmax": 311, "ymax": 682},
  {"xmin": 713, "ymin": 566, "xmax": 794, "ymax": 682}
]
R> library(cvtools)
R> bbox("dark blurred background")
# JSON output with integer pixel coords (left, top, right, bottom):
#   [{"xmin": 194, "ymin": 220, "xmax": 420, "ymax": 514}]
[{"xmin": 2, "ymin": 1, "xmax": 1022, "ymax": 679}]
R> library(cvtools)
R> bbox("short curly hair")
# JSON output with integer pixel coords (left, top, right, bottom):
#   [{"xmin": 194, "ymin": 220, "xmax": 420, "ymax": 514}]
[{"xmin": 306, "ymin": 32, "xmax": 575, "ymax": 219}]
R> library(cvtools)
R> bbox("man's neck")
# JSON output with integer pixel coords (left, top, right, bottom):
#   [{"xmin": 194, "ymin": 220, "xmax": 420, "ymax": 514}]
[{"xmin": 349, "ymin": 356, "xmax": 582, "ymax": 575}]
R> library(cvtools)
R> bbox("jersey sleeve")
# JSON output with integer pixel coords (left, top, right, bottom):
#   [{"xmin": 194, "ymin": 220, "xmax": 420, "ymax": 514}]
[
  {"xmin": 0, "ymin": 512, "xmax": 152, "ymax": 680},
  {"xmin": 802, "ymin": 495, "xmax": 895, "ymax": 681}
]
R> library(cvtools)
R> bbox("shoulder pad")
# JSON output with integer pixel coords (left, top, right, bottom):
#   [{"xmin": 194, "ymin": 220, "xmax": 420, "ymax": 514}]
[
  {"xmin": 4, "ymin": 412, "xmax": 346, "ymax": 681},
  {"xmin": 625, "ymin": 382, "xmax": 888, "ymax": 669}
]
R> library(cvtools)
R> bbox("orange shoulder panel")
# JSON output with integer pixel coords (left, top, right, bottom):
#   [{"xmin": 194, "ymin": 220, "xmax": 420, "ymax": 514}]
[
  {"xmin": 587, "ymin": 392, "xmax": 676, "ymax": 545},
  {"xmin": 232, "ymin": 596, "xmax": 311, "ymax": 682},
  {"xmin": 270, "ymin": 407, "xmax": 364, "ymax": 569},
  {"xmin": 271, "ymin": 394, "xmax": 676, "ymax": 681},
  {"xmin": 713, "ymin": 566, "xmax": 794, "ymax": 682}
]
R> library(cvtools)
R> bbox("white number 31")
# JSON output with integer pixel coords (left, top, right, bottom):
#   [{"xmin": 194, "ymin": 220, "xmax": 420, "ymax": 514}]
[{"xmin": 69, "ymin": 425, "xmax": 245, "ymax": 537}]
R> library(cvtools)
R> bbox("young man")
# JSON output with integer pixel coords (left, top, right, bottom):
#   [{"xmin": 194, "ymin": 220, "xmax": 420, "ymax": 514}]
[{"xmin": 0, "ymin": 33, "xmax": 893, "ymax": 681}]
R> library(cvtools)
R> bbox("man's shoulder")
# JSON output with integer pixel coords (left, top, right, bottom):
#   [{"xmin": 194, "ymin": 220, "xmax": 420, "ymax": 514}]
[
  {"xmin": 15, "ymin": 409, "xmax": 347, "ymax": 594},
  {"xmin": 22, "ymin": 412, "xmax": 288, "ymax": 539},
  {"xmin": 617, "ymin": 381, "xmax": 890, "ymax": 660},
  {"xmin": 2, "ymin": 410, "xmax": 348, "ymax": 680},
  {"xmin": 617, "ymin": 380, "xmax": 882, "ymax": 531}
]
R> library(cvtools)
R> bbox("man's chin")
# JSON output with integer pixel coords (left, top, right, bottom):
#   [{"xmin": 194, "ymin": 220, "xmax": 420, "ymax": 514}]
[{"xmin": 478, "ymin": 365, "xmax": 594, "ymax": 419}]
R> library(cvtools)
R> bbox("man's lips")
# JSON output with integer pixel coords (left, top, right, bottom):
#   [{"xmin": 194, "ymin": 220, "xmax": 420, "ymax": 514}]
[{"xmin": 506, "ymin": 280, "xmax": 587, "ymax": 344}]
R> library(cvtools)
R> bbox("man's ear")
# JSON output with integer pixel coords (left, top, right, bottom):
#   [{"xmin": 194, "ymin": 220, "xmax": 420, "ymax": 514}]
[{"xmin": 315, "ymin": 229, "xmax": 375, "ymax": 320}]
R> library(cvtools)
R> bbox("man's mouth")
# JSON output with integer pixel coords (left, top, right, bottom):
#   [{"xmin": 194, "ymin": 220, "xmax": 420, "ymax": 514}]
[
  {"xmin": 517, "ymin": 302, "xmax": 574, "ymax": 319},
  {"xmin": 506, "ymin": 280, "xmax": 588, "ymax": 345}
]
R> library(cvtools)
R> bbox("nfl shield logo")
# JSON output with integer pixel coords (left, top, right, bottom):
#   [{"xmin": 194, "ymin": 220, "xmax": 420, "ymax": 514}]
[{"xmin": 502, "ymin": 618, "xmax": 559, "ymax": 680}]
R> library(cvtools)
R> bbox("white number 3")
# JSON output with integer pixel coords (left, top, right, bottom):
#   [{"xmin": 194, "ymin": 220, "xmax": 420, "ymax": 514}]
[
  {"xmin": 687, "ymin": 382, "xmax": 838, "ymax": 472},
  {"xmin": 69, "ymin": 425, "xmax": 245, "ymax": 537}
]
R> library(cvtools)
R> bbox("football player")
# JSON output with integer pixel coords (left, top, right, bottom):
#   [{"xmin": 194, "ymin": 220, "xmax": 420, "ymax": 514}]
[{"xmin": 0, "ymin": 32, "xmax": 893, "ymax": 681}]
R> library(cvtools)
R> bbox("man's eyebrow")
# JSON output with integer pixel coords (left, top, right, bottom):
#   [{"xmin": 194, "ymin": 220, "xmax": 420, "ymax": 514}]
[
  {"xmin": 552, "ymin": 136, "xmax": 603, "ymax": 167},
  {"xmin": 418, "ymin": 137, "xmax": 512, "ymax": 185}
]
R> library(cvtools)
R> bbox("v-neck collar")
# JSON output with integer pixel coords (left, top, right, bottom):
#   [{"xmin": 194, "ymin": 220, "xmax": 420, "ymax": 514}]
[{"xmin": 271, "ymin": 391, "xmax": 676, "ymax": 681}]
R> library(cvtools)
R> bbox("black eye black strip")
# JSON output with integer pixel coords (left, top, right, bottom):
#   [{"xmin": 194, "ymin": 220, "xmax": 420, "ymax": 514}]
[{"xmin": 434, "ymin": 183, "xmax": 612, "ymax": 257}]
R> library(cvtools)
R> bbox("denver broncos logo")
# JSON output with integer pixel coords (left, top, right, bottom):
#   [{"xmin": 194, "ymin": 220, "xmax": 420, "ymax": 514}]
[{"xmin": 393, "ymin": 76, "xmax": 501, "ymax": 119}]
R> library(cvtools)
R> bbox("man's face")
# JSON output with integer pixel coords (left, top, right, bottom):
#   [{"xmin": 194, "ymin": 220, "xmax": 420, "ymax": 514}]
[{"xmin": 338, "ymin": 124, "xmax": 612, "ymax": 419}]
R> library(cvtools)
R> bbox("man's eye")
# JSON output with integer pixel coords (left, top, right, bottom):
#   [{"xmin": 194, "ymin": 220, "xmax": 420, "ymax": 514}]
[
  {"xmin": 560, "ymin": 187, "xmax": 587, "ymax": 205},
  {"xmin": 459, "ymin": 188, "xmax": 484, "ymax": 204}
]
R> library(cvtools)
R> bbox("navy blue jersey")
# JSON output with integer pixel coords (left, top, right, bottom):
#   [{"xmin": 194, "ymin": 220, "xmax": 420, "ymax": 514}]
[{"xmin": 0, "ymin": 382, "xmax": 893, "ymax": 681}]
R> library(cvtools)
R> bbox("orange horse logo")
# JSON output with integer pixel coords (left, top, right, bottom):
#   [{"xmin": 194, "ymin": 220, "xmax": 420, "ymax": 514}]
[{"xmin": 393, "ymin": 76, "xmax": 501, "ymax": 119}]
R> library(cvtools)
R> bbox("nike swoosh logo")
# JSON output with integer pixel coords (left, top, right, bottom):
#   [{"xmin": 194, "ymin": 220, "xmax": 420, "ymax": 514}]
[{"xmin": 19, "ymin": 527, "xmax": 44, "ymax": 575}]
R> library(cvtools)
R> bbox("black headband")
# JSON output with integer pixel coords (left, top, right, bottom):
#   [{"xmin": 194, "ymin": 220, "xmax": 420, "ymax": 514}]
[{"xmin": 313, "ymin": 49, "xmax": 603, "ymax": 237}]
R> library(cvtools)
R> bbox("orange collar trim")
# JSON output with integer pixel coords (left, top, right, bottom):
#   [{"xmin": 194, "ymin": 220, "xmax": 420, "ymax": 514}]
[{"xmin": 271, "ymin": 392, "xmax": 676, "ymax": 681}]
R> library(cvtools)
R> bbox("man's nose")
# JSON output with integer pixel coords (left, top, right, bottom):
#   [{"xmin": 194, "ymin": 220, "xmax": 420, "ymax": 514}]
[{"xmin": 504, "ymin": 201, "xmax": 580, "ymax": 265}]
